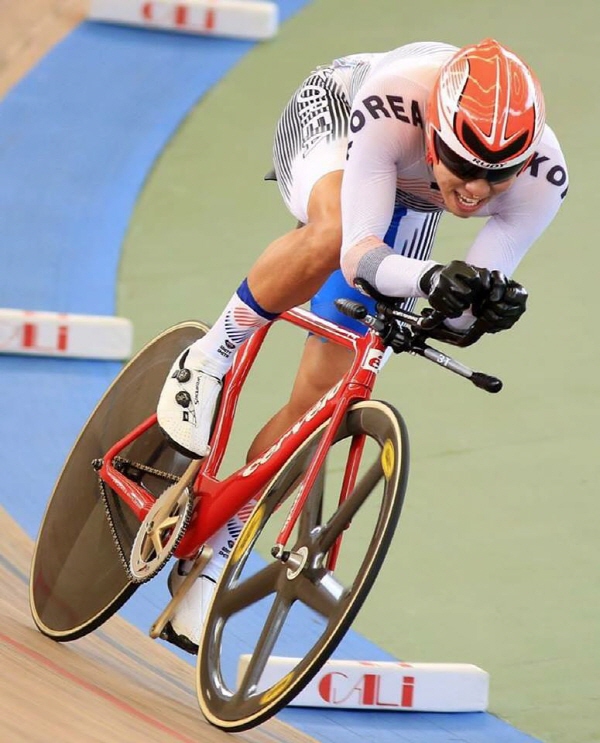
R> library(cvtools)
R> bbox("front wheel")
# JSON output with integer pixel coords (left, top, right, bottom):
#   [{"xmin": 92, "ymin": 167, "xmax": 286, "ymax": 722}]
[{"xmin": 197, "ymin": 399, "xmax": 409, "ymax": 731}]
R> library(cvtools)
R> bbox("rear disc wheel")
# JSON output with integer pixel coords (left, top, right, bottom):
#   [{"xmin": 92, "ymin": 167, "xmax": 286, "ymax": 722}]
[{"xmin": 29, "ymin": 322, "xmax": 207, "ymax": 641}]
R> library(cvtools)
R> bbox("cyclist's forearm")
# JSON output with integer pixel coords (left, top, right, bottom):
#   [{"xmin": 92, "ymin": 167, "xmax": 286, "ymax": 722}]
[{"xmin": 341, "ymin": 236, "xmax": 437, "ymax": 298}]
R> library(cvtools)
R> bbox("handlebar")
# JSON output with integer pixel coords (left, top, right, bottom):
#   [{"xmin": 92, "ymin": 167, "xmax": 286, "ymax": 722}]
[{"xmin": 334, "ymin": 297, "xmax": 503, "ymax": 394}]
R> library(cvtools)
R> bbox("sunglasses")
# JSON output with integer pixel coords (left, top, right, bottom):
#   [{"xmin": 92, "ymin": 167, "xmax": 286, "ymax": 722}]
[{"xmin": 433, "ymin": 132, "xmax": 524, "ymax": 184}]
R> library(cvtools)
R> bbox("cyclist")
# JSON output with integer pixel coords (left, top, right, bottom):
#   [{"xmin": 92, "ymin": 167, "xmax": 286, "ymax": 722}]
[{"xmin": 157, "ymin": 38, "xmax": 568, "ymax": 652}]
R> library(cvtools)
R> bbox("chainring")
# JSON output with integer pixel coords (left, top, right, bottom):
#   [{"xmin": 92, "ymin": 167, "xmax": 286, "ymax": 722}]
[{"xmin": 129, "ymin": 484, "xmax": 194, "ymax": 583}]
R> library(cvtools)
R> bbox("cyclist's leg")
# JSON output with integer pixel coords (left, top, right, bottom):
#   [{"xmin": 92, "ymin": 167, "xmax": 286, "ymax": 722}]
[
  {"xmin": 247, "ymin": 170, "xmax": 343, "ymax": 311},
  {"xmin": 247, "ymin": 336, "xmax": 350, "ymax": 461},
  {"xmin": 247, "ymin": 269, "xmax": 374, "ymax": 461},
  {"xmin": 157, "ymin": 67, "xmax": 349, "ymax": 460}
]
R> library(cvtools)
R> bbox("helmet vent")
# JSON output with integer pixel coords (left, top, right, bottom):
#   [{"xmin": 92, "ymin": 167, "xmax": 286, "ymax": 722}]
[{"xmin": 461, "ymin": 121, "xmax": 530, "ymax": 164}]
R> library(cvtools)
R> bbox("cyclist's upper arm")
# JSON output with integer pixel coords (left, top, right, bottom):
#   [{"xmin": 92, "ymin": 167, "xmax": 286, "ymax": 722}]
[
  {"xmin": 465, "ymin": 127, "xmax": 568, "ymax": 276},
  {"xmin": 340, "ymin": 73, "xmax": 426, "ymax": 254}
]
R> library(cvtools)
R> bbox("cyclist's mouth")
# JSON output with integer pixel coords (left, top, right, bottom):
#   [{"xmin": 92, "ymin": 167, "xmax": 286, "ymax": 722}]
[{"xmin": 455, "ymin": 192, "xmax": 485, "ymax": 213}]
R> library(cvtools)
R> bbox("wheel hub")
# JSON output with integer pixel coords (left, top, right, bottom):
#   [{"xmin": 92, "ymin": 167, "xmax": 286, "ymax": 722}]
[{"xmin": 285, "ymin": 546, "xmax": 309, "ymax": 579}]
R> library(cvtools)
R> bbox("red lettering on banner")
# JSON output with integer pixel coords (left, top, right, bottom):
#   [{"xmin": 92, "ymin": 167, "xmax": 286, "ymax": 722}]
[
  {"xmin": 345, "ymin": 674, "xmax": 372, "ymax": 705},
  {"xmin": 361, "ymin": 674, "xmax": 377, "ymax": 705},
  {"xmin": 20, "ymin": 320, "xmax": 69, "ymax": 353},
  {"xmin": 318, "ymin": 671, "xmax": 345, "ymax": 702},
  {"xmin": 318, "ymin": 671, "xmax": 417, "ymax": 708},
  {"xmin": 22, "ymin": 323, "xmax": 36, "ymax": 348},
  {"xmin": 139, "ymin": 1, "xmax": 215, "ymax": 30},
  {"xmin": 174, "ymin": 4, "xmax": 188, "ymax": 26},
  {"xmin": 204, "ymin": 8, "xmax": 216, "ymax": 29},
  {"xmin": 318, "ymin": 672, "xmax": 334, "ymax": 701},
  {"xmin": 57, "ymin": 324, "xmax": 68, "ymax": 351},
  {"xmin": 401, "ymin": 676, "xmax": 415, "ymax": 708}
]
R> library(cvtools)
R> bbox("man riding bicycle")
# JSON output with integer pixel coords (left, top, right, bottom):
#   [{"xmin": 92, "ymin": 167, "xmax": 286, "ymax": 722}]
[{"xmin": 155, "ymin": 38, "xmax": 568, "ymax": 652}]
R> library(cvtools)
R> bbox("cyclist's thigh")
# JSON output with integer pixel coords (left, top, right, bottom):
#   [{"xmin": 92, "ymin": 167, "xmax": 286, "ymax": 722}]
[
  {"xmin": 273, "ymin": 67, "xmax": 349, "ymax": 225},
  {"xmin": 311, "ymin": 269, "xmax": 376, "ymax": 336}
]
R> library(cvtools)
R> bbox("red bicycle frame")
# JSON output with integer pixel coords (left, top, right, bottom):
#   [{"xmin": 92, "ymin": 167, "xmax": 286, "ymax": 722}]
[{"xmin": 98, "ymin": 307, "xmax": 386, "ymax": 563}]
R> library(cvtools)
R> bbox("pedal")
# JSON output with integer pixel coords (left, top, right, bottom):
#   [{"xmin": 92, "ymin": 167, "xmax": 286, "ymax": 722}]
[{"xmin": 149, "ymin": 545, "xmax": 213, "ymax": 640}]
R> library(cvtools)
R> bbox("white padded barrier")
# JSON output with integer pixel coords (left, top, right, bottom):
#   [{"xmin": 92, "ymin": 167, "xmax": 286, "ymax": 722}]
[
  {"xmin": 0, "ymin": 308, "xmax": 133, "ymax": 361},
  {"xmin": 88, "ymin": 0, "xmax": 279, "ymax": 40},
  {"xmin": 237, "ymin": 656, "xmax": 490, "ymax": 712}
]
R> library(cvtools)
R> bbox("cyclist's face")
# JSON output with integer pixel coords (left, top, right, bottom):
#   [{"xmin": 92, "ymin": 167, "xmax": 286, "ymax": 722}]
[
  {"xmin": 431, "ymin": 135, "xmax": 519, "ymax": 217},
  {"xmin": 433, "ymin": 160, "xmax": 517, "ymax": 217}
]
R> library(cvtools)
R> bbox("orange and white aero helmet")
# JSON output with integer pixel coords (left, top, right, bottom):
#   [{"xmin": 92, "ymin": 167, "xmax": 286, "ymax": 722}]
[{"xmin": 427, "ymin": 38, "xmax": 546, "ymax": 171}]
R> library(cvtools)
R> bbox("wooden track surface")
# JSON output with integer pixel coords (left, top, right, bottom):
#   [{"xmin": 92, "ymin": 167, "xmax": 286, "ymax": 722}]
[
  {"xmin": 0, "ymin": 507, "xmax": 315, "ymax": 742},
  {"xmin": 0, "ymin": 0, "xmax": 87, "ymax": 97}
]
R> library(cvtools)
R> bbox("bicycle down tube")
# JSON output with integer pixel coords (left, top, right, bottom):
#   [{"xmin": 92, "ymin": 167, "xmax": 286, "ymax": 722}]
[{"xmin": 97, "ymin": 307, "xmax": 386, "ymax": 560}]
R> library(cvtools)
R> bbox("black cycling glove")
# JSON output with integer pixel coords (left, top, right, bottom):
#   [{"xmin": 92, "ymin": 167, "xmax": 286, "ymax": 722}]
[
  {"xmin": 472, "ymin": 270, "xmax": 528, "ymax": 332},
  {"xmin": 419, "ymin": 260, "xmax": 492, "ymax": 318}
]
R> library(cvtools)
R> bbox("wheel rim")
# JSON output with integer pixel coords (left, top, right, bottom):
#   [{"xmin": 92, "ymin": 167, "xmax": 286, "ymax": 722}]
[{"xmin": 197, "ymin": 400, "xmax": 409, "ymax": 731}]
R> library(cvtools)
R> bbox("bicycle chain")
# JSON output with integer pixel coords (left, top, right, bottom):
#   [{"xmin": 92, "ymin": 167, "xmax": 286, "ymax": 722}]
[
  {"xmin": 97, "ymin": 475, "xmax": 135, "ymax": 579},
  {"xmin": 94, "ymin": 456, "xmax": 182, "ymax": 581},
  {"xmin": 112, "ymin": 455, "xmax": 180, "ymax": 483}
]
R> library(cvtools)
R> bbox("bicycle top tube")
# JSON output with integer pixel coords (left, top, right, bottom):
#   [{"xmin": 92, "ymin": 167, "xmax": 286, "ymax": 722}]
[{"xmin": 279, "ymin": 306, "xmax": 361, "ymax": 348}]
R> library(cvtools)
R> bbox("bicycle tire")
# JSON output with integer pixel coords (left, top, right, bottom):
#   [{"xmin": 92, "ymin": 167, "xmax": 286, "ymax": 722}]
[
  {"xmin": 197, "ymin": 399, "xmax": 409, "ymax": 731},
  {"xmin": 29, "ymin": 321, "xmax": 207, "ymax": 641}
]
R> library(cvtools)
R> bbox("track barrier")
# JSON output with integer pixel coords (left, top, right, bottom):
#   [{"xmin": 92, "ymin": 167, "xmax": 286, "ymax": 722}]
[
  {"xmin": 0, "ymin": 308, "xmax": 133, "ymax": 360},
  {"xmin": 88, "ymin": 0, "xmax": 279, "ymax": 40},
  {"xmin": 237, "ymin": 656, "xmax": 489, "ymax": 712}
]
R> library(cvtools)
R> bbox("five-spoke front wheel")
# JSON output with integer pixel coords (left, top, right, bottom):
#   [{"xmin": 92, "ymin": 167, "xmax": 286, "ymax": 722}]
[{"xmin": 197, "ymin": 400, "xmax": 410, "ymax": 731}]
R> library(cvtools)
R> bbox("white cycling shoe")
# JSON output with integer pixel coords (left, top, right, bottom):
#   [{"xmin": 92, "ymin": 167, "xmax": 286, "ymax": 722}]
[
  {"xmin": 157, "ymin": 346, "xmax": 223, "ymax": 459},
  {"xmin": 162, "ymin": 559, "xmax": 217, "ymax": 655}
]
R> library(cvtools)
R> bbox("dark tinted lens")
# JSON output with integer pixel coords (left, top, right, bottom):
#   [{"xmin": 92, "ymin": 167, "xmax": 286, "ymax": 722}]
[
  {"xmin": 484, "ymin": 163, "xmax": 523, "ymax": 183},
  {"xmin": 434, "ymin": 133, "xmax": 522, "ymax": 183}
]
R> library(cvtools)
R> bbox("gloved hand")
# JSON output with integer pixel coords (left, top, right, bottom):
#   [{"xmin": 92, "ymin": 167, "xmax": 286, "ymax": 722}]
[
  {"xmin": 472, "ymin": 270, "xmax": 528, "ymax": 333},
  {"xmin": 419, "ymin": 260, "xmax": 492, "ymax": 318}
]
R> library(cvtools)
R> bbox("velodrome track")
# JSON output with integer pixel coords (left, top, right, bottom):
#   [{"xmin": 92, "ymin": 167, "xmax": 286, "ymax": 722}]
[
  {"xmin": 1, "ymin": 2, "xmax": 598, "ymax": 742},
  {"xmin": 0, "ymin": 508, "xmax": 315, "ymax": 743}
]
